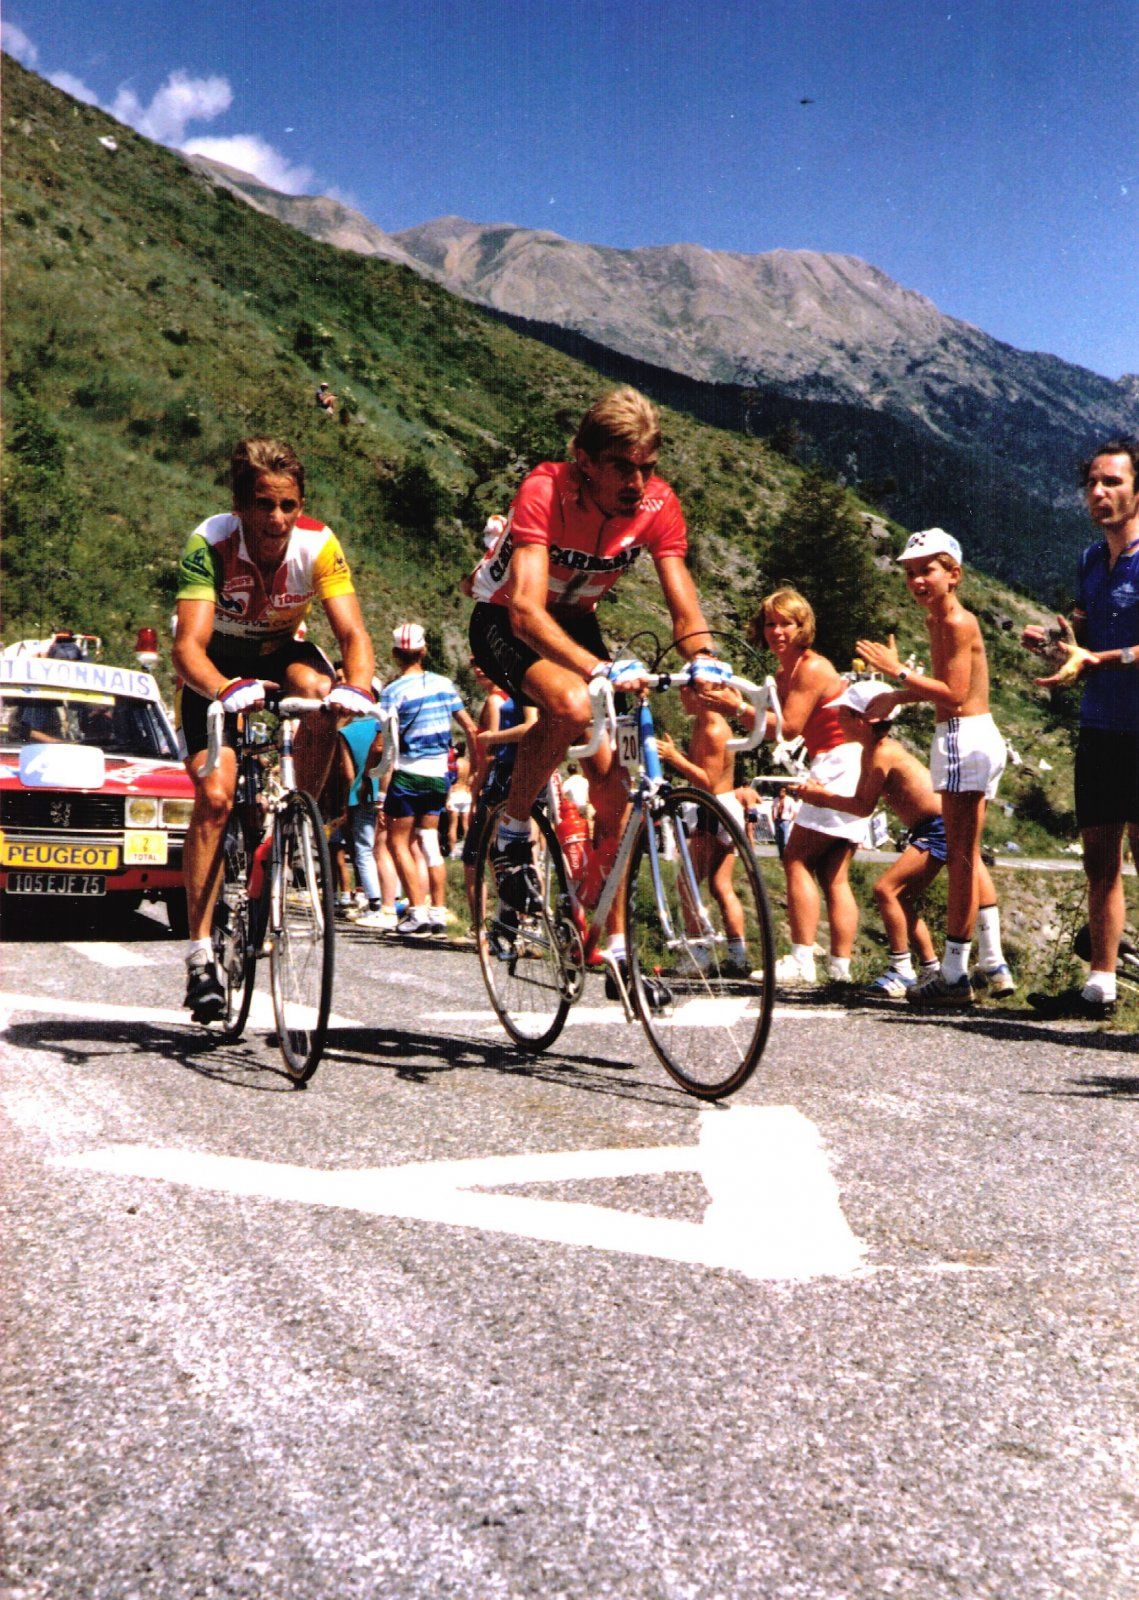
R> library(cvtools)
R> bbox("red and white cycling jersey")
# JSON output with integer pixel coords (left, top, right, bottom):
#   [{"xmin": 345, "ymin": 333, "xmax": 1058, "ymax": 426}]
[{"xmin": 470, "ymin": 461, "xmax": 688, "ymax": 612}]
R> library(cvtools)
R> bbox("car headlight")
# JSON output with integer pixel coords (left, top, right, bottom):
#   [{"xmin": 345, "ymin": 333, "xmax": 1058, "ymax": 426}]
[
  {"xmin": 125, "ymin": 797, "xmax": 160, "ymax": 827},
  {"xmin": 161, "ymin": 798, "xmax": 194, "ymax": 829}
]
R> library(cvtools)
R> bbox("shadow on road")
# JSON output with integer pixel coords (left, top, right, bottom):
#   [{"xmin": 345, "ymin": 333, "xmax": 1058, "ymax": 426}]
[
  {"xmin": 2, "ymin": 1015, "xmax": 692, "ymax": 1108},
  {"xmin": 2, "ymin": 903, "xmax": 177, "ymax": 943},
  {"xmin": 321, "ymin": 1024, "xmax": 690, "ymax": 1107},
  {"xmin": 2, "ymin": 1017, "xmax": 299, "ymax": 1092}
]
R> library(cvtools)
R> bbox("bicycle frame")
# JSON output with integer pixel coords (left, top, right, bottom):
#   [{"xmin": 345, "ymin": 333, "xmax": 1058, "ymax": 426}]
[{"xmin": 552, "ymin": 670, "xmax": 773, "ymax": 1014}]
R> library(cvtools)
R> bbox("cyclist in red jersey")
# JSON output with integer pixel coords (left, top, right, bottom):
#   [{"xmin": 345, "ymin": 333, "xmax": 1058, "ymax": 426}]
[{"xmin": 467, "ymin": 388, "xmax": 727, "ymax": 983}]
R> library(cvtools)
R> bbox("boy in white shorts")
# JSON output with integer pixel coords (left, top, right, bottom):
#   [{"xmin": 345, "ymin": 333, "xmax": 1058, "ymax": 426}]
[{"xmin": 856, "ymin": 529, "xmax": 1006, "ymax": 1009}]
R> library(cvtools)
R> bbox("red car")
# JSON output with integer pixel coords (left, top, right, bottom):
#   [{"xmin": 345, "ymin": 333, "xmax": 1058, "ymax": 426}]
[{"xmin": 0, "ymin": 650, "xmax": 194, "ymax": 931}]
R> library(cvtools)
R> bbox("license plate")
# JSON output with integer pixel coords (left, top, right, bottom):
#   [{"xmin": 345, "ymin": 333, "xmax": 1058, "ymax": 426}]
[
  {"xmin": 0, "ymin": 840, "xmax": 120, "ymax": 870},
  {"xmin": 6, "ymin": 872, "xmax": 107, "ymax": 896},
  {"xmin": 124, "ymin": 830, "xmax": 168, "ymax": 866}
]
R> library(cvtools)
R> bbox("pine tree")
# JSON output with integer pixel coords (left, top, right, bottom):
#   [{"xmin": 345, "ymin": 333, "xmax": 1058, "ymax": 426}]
[{"xmin": 757, "ymin": 468, "xmax": 888, "ymax": 669}]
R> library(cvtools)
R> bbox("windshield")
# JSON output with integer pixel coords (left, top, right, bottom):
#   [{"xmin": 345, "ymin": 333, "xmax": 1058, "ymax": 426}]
[{"xmin": 0, "ymin": 692, "xmax": 179, "ymax": 760}]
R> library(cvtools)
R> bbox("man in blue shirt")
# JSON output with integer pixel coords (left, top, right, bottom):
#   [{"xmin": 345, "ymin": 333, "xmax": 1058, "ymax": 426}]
[
  {"xmin": 1025, "ymin": 438, "xmax": 1139, "ymax": 1018},
  {"xmin": 380, "ymin": 623, "xmax": 479, "ymax": 935}
]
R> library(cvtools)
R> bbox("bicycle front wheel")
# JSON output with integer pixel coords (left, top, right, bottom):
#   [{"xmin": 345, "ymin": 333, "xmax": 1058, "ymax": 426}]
[
  {"xmin": 269, "ymin": 791, "xmax": 335, "ymax": 1084},
  {"xmin": 625, "ymin": 787, "xmax": 774, "ymax": 1099},
  {"xmin": 211, "ymin": 811, "xmax": 257, "ymax": 1043},
  {"xmin": 473, "ymin": 803, "xmax": 576, "ymax": 1053}
]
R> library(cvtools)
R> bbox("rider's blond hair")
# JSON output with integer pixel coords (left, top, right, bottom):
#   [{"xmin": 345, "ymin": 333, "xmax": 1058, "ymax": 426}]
[{"xmin": 573, "ymin": 387, "xmax": 661, "ymax": 461}]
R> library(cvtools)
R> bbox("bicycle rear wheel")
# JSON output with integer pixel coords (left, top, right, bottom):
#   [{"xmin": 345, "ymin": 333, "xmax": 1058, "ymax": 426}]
[
  {"xmin": 211, "ymin": 811, "xmax": 257, "ymax": 1042},
  {"xmin": 473, "ymin": 803, "xmax": 577, "ymax": 1052},
  {"xmin": 625, "ymin": 787, "xmax": 774, "ymax": 1099},
  {"xmin": 269, "ymin": 790, "xmax": 335, "ymax": 1084}
]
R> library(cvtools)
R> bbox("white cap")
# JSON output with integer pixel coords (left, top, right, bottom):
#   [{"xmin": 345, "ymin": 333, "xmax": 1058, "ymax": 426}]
[
  {"xmin": 839, "ymin": 679, "xmax": 900, "ymax": 721},
  {"xmin": 393, "ymin": 622, "xmax": 427, "ymax": 652},
  {"xmin": 897, "ymin": 527, "xmax": 962, "ymax": 566}
]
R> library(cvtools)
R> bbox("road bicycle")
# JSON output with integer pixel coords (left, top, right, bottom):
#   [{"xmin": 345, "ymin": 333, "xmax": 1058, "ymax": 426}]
[
  {"xmin": 472, "ymin": 667, "xmax": 779, "ymax": 1099},
  {"xmin": 202, "ymin": 692, "xmax": 352, "ymax": 1084}
]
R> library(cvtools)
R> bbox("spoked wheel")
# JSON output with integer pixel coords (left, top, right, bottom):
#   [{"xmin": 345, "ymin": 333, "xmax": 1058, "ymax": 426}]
[
  {"xmin": 269, "ymin": 791, "xmax": 335, "ymax": 1084},
  {"xmin": 625, "ymin": 786, "xmax": 774, "ymax": 1099},
  {"xmin": 474, "ymin": 803, "xmax": 576, "ymax": 1052},
  {"xmin": 210, "ymin": 812, "xmax": 257, "ymax": 1043}
]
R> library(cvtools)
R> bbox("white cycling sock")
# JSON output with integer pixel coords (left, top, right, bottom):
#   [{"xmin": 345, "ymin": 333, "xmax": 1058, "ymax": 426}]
[
  {"xmin": 975, "ymin": 904, "xmax": 1004, "ymax": 968},
  {"xmin": 1083, "ymin": 970, "xmax": 1117, "ymax": 1003},
  {"xmin": 187, "ymin": 938, "xmax": 212, "ymax": 967},
  {"xmin": 607, "ymin": 935, "xmax": 627, "ymax": 961},
  {"xmin": 942, "ymin": 939, "xmax": 971, "ymax": 984},
  {"xmin": 889, "ymin": 950, "xmax": 916, "ymax": 980}
]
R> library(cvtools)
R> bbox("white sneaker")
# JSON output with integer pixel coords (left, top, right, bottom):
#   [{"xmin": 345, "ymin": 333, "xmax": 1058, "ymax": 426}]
[
  {"xmin": 396, "ymin": 911, "xmax": 432, "ymax": 936},
  {"xmin": 356, "ymin": 908, "xmax": 398, "ymax": 933},
  {"xmin": 865, "ymin": 968, "xmax": 916, "ymax": 999},
  {"xmin": 428, "ymin": 909, "xmax": 449, "ymax": 932},
  {"xmin": 975, "ymin": 961, "xmax": 1015, "ymax": 997},
  {"xmin": 775, "ymin": 953, "xmax": 817, "ymax": 985}
]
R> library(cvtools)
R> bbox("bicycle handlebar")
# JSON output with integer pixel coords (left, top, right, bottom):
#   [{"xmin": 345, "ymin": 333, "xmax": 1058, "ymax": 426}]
[
  {"xmin": 565, "ymin": 669, "xmax": 781, "ymax": 761},
  {"xmin": 201, "ymin": 694, "xmax": 362, "ymax": 777}
]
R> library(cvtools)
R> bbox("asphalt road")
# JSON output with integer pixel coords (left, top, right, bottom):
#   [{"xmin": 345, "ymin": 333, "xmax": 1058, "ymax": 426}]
[{"xmin": 2, "ymin": 905, "xmax": 1137, "ymax": 1600}]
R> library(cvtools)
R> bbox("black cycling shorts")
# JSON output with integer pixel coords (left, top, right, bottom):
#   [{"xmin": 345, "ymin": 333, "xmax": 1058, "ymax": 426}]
[
  {"xmin": 1075, "ymin": 726, "xmax": 1139, "ymax": 829},
  {"xmin": 177, "ymin": 636, "xmax": 335, "ymax": 758},
  {"xmin": 468, "ymin": 602, "xmax": 607, "ymax": 704}
]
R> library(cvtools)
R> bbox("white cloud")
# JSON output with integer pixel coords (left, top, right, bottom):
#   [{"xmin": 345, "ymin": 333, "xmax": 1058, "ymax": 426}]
[
  {"xmin": 182, "ymin": 134, "xmax": 314, "ymax": 195},
  {"xmin": 2, "ymin": 20, "xmax": 38, "ymax": 65},
  {"xmin": 111, "ymin": 70, "xmax": 232, "ymax": 144},
  {"xmin": 7, "ymin": 34, "xmax": 318, "ymax": 198},
  {"xmin": 48, "ymin": 69, "xmax": 100, "ymax": 106}
]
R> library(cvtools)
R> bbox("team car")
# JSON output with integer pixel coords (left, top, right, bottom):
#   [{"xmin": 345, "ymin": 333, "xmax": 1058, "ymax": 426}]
[{"xmin": 0, "ymin": 642, "xmax": 194, "ymax": 930}]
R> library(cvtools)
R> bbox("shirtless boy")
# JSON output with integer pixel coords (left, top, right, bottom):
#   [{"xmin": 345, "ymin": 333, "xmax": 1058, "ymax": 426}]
[
  {"xmin": 797, "ymin": 680, "xmax": 1013, "ymax": 999},
  {"xmin": 856, "ymin": 529, "xmax": 1006, "ymax": 1009},
  {"xmin": 655, "ymin": 683, "xmax": 751, "ymax": 976}
]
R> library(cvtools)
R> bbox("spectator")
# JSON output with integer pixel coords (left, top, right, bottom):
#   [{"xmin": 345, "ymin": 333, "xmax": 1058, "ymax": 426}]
[{"xmin": 1025, "ymin": 438, "xmax": 1139, "ymax": 1018}]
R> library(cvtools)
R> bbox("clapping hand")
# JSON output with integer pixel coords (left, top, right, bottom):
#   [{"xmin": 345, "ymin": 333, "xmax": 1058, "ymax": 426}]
[{"xmin": 855, "ymin": 633, "xmax": 902, "ymax": 679}]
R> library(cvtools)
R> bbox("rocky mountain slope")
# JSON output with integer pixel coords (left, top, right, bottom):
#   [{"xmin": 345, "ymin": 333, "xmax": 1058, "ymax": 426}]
[
  {"xmin": 392, "ymin": 217, "xmax": 1137, "ymax": 485},
  {"xmin": 185, "ymin": 163, "xmax": 1138, "ymax": 594}
]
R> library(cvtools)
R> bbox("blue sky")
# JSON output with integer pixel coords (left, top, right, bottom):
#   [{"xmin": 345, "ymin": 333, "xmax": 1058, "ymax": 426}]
[{"xmin": 4, "ymin": 0, "xmax": 1136, "ymax": 379}]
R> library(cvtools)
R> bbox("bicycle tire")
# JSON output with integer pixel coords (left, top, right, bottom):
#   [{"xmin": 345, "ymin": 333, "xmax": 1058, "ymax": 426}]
[
  {"xmin": 211, "ymin": 810, "xmax": 257, "ymax": 1043},
  {"xmin": 473, "ymin": 802, "xmax": 576, "ymax": 1053},
  {"xmin": 625, "ymin": 786, "xmax": 775, "ymax": 1099},
  {"xmin": 269, "ymin": 790, "xmax": 335, "ymax": 1084}
]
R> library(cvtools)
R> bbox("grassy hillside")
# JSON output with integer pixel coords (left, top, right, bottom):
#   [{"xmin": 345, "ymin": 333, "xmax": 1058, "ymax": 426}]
[{"xmin": 1, "ymin": 58, "xmax": 1079, "ymax": 852}]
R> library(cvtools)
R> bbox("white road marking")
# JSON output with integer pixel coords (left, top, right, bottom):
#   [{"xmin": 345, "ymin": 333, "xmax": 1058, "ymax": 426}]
[
  {"xmin": 0, "ymin": 991, "xmax": 359, "ymax": 1032},
  {"xmin": 424, "ymin": 1004, "xmax": 852, "ymax": 1025},
  {"xmin": 63, "ymin": 941, "xmax": 154, "ymax": 968},
  {"xmin": 55, "ymin": 1107, "xmax": 868, "ymax": 1283}
]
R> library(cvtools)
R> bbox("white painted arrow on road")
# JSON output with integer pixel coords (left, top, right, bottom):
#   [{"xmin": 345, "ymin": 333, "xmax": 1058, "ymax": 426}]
[{"xmin": 56, "ymin": 1106, "xmax": 868, "ymax": 1283}]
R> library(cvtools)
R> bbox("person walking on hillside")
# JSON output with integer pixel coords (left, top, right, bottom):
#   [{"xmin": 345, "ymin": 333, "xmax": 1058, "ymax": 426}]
[
  {"xmin": 1025, "ymin": 437, "xmax": 1139, "ymax": 1019},
  {"xmin": 173, "ymin": 436, "xmax": 376, "ymax": 1020},
  {"xmin": 379, "ymin": 623, "xmax": 480, "ymax": 936}
]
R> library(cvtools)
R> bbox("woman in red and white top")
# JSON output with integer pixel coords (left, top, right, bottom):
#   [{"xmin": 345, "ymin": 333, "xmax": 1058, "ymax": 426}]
[{"xmin": 754, "ymin": 587, "xmax": 865, "ymax": 987}]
